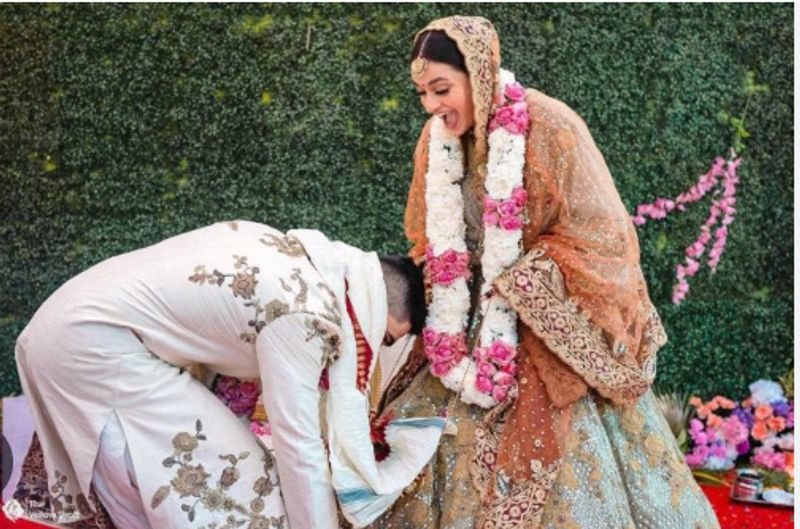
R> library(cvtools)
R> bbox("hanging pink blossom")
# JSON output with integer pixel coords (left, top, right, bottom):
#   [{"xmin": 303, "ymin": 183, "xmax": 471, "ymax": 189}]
[{"xmin": 631, "ymin": 156, "xmax": 740, "ymax": 305}]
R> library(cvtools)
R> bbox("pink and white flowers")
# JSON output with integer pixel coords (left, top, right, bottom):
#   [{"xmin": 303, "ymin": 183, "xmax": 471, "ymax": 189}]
[
  {"xmin": 422, "ymin": 69, "xmax": 527, "ymax": 408},
  {"xmin": 685, "ymin": 379, "xmax": 794, "ymax": 476}
]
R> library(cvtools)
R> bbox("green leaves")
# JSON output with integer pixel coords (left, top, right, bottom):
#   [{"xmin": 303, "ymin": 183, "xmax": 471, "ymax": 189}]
[{"xmin": 0, "ymin": 4, "xmax": 792, "ymax": 400}]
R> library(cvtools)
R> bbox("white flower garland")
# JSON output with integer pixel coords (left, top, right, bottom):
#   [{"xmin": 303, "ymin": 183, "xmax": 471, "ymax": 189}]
[{"xmin": 422, "ymin": 69, "xmax": 529, "ymax": 408}]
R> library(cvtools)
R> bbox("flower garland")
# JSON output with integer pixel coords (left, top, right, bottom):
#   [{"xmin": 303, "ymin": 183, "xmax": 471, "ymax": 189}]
[
  {"xmin": 632, "ymin": 156, "xmax": 740, "ymax": 305},
  {"xmin": 422, "ymin": 69, "xmax": 529, "ymax": 408}
]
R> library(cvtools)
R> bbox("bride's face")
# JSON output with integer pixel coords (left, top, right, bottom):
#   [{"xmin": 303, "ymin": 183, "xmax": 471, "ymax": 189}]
[{"xmin": 412, "ymin": 61, "xmax": 474, "ymax": 137}]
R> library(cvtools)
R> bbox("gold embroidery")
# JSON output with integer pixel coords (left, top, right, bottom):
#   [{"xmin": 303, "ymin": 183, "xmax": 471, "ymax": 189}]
[
  {"xmin": 189, "ymin": 256, "xmax": 292, "ymax": 344},
  {"xmin": 279, "ymin": 268, "xmax": 308, "ymax": 311},
  {"xmin": 305, "ymin": 317, "xmax": 342, "ymax": 367},
  {"xmin": 260, "ymin": 233, "xmax": 306, "ymax": 258},
  {"xmin": 152, "ymin": 419, "xmax": 285, "ymax": 528},
  {"xmin": 316, "ymin": 282, "xmax": 342, "ymax": 326},
  {"xmin": 494, "ymin": 248, "xmax": 657, "ymax": 406}
]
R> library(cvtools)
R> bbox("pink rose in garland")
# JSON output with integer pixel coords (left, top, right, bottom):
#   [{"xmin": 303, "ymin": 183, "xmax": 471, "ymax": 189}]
[
  {"xmin": 472, "ymin": 339, "xmax": 518, "ymax": 401},
  {"xmin": 425, "ymin": 247, "xmax": 471, "ymax": 286},
  {"xmin": 488, "ymin": 82, "xmax": 530, "ymax": 136},
  {"xmin": 483, "ymin": 186, "xmax": 527, "ymax": 231},
  {"xmin": 423, "ymin": 328, "xmax": 468, "ymax": 377},
  {"xmin": 504, "ymin": 82, "xmax": 526, "ymax": 102}
]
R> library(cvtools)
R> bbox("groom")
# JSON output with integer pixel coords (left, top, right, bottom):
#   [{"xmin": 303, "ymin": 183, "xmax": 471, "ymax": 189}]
[{"xmin": 13, "ymin": 220, "xmax": 446, "ymax": 529}]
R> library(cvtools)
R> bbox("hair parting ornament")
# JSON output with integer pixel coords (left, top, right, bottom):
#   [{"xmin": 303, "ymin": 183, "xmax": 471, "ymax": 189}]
[{"xmin": 410, "ymin": 32, "xmax": 432, "ymax": 79}]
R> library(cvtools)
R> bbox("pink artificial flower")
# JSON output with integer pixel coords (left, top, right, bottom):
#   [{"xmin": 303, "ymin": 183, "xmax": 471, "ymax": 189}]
[
  {"xmin": 425, "ymin": 248, "xmax": 471, "ymax": 285},
  {"xmin": 501, "ymin": 362, "xmax": 519, "ymax": 376},
  {"xmin": 239, "ymin": 381, "xmax": 261, "ymax": 400},
  {"xmin": 753, "ymin": 447, "xmax": 786, "ymax": 471},
  {"xmin": 250, "ymin": 421, "xmax": 271, "ymax": 437},
  {"xmin": 491, "ymin": 106, "xmax": 515, "ymax": 128},
  {"xmin": 511, "ymin": 186, "xmax": 528, "ymax": 206},
  {"xmin": 505, "ymin": 108, "xmax": 530, "ymax": 136},
  {"xmin": 720, "ymin": 415, "xmax": 749, "ymax": 445},
  {"xmin": 476, "ymin": 374, "xmax": 494, "ymax": 394},
  {"xmin": 504, "ymin": 82, "xmax": 526, "ymax": 102},
  {"xmin": 499, "ymin": 215, "xmax": 524, "ymax": 231},
  {"xmin": 487, "ymin": 341, "xmax": 516, "ymax": 366},
  {"xmin": 477, "ymin": 360, "xmax": 497, "ymax": 378},
  {"xmin": 483, "ymin": 212, "xmax": 500, "ymax": 227},
  {"xmin": 493, "ymin": 370, "xmax": 515, "ymax": 388},
  {"xmin": 498, "ymin": 199, "xmax": 522, "ymax": 218},
  {"xmin": 431, "ymin": 360, "xmax": 455, "ymax": 377},
  {"xmin": 709, "ymin": 443, "xmax": 729, "ymax": 459},
  {"xmin": 491, "ymin": 385, "xmax": 509, "ymax": 402}
]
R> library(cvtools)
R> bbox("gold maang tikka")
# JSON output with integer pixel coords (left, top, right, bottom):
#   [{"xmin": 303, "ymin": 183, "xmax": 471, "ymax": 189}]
[
  {"xmin": 410, "ymin": 31, "xmax": 433, "ymax": 79},
  {"xmin": 410, "ymin": 57, "xmax": 429, "ymax": 79}
]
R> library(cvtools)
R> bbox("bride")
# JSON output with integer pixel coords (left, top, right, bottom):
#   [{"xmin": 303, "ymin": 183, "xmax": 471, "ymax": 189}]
[{"xmin": 368, "ymin": 15, "xmax": 720, "ymax": 529}]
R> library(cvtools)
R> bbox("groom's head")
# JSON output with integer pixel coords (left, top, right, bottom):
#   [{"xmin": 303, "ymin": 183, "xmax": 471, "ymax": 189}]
[{"xmin": 379, "ymin": 256, "xmax": 427, "ymax": 345}]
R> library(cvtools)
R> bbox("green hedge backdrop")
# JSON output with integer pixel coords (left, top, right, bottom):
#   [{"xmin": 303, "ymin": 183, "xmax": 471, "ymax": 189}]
[{"xmin": 0, "ymin": 4, "xmax": 793, "ymax": 398}]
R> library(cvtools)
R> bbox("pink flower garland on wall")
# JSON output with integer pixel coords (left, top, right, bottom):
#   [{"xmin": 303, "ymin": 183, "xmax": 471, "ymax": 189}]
[{"xmin": 632, "ymin": 156, "xmax": 740, "ymax": 304}]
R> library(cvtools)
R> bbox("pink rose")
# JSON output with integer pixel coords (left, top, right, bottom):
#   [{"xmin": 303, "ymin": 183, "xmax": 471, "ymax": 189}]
[
  {"xmin": 511, "ymin": 186, "xmax": 528, "ymax": 207},
  {"xmin": 438, "ymin": 271, "xmax": 455, "ymax": 284},
  {"xmin": 230, "ymin": 398, "xmax": 255, "ymax": 416},
  {"xmin": 504, "ymin": 108, "xmax": 530, "ymax": 136},
  {"xmin": 476, "ymin": 375, "xmax": 494, "ymax": 394},
  {"xmin": 431, "ymin": 360, "xmax": 454, "ymax": 377},
  {"xmin": 483, "ymin": 212, "xmax": 500, "ymax": 227},
  {"xmin": 473, "ymin": 346, "xmax": 489, "ymax": 362},
  {"xmin": 488, "ymin": 341, "xmax": 516, "ymax": 366},
  {"xmin": 484, "ymin": 195, "xmax": 500, "ymax": 211},
  {"xmin": 493, "ymin": 371, "xmax": 515, "ymax": 388},
  {"xmin": 442, "ymin": 249, "xmax": 459, "ymax": 263},
  {"xmin": 498, "ymin": 199, "xmax": 522, "ymax": 217},
  {"xmin": 499, "ymin": 215, "xmax": 524, "ymax": 231},
  {"xmin": 491, "ymin": 385, "xmax": 509, "ymax": 402},
  {"xmin": 250, "ymin": 421, "xmax": 271, "ymax": 437},
  {"xmin": 477, "ymin": 361, "xmax": 497, "ymax": 377},
  {"xmin": 239, "ymin": 381, "xmax": 261, "ymax": 399},
  {"xmin": 501, "ymin": 362, "xmax": 518, "ymax": 376},
  {"xmin": 504, "ymin": 82, "xmax": 526, "ymax": 102},
  {"xmin": 493, "ymin": 106, "xmax": 515, "ymax": 126}
]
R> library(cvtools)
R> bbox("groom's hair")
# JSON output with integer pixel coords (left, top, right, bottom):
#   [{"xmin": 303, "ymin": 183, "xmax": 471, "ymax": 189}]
[{"xmin": 379, "ymin": 255, "xmax": 427, "ymax": 335}]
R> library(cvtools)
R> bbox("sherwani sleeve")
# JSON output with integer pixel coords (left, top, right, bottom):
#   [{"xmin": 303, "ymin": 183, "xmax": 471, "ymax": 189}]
[{"xmin": 256, "ymin": 312, "xmax": 341, "ymax": 529}]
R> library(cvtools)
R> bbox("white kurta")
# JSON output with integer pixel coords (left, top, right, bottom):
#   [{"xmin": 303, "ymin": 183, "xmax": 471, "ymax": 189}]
[
  {"xmin": 16, "ymin": 220, "xmax": 343, "ymax": 528},
  {"xmin": 15, "ymin": 220, "xmax": 447, "ymax": 529}
]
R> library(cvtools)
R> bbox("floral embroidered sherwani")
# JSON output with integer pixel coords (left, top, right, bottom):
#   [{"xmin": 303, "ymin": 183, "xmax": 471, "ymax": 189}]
[{"xmin": 14, "ymin": 221, "xmax": 445, "ymax": 529}]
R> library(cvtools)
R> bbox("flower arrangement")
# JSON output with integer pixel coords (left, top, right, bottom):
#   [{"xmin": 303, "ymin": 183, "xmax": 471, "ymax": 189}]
[
  {"xmin": 214, "ymin": 375, "xmax": 261, "ymax": 418},
  {"xmin": 421, "ymin": 69, "xmax": 527, "ymax": 408},
  {"xmin": 685, "ymin": 379, "xmax": 794, "ymax": 478}
]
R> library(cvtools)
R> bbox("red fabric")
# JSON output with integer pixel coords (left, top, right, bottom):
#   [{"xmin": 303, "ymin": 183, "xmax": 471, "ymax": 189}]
[{"xmin": 699, "ymin": 485, "xmax": 794, "ymax": 529}]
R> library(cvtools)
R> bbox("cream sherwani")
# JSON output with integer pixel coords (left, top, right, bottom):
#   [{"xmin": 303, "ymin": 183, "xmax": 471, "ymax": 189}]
[{"xmin": 15, "ymin": 221, "xmax": 446, "ymax": 529}]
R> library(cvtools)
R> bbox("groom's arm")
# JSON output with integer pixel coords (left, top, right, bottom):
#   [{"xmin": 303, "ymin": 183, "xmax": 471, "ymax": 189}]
[{"xmin": 257, "ymin": 313, "xmax": 341, "ymax": 529}]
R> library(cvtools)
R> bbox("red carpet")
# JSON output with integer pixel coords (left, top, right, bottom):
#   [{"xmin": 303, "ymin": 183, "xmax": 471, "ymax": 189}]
[{"xmin": 1, "ymin": 489, "xmax": 795, "ymax": 528}]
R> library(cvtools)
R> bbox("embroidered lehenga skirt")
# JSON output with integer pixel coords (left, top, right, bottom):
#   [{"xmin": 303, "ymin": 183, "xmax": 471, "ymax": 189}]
[{"xmin": 368, "ymin": 370, "xmax": 719, "ymax": 529}]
